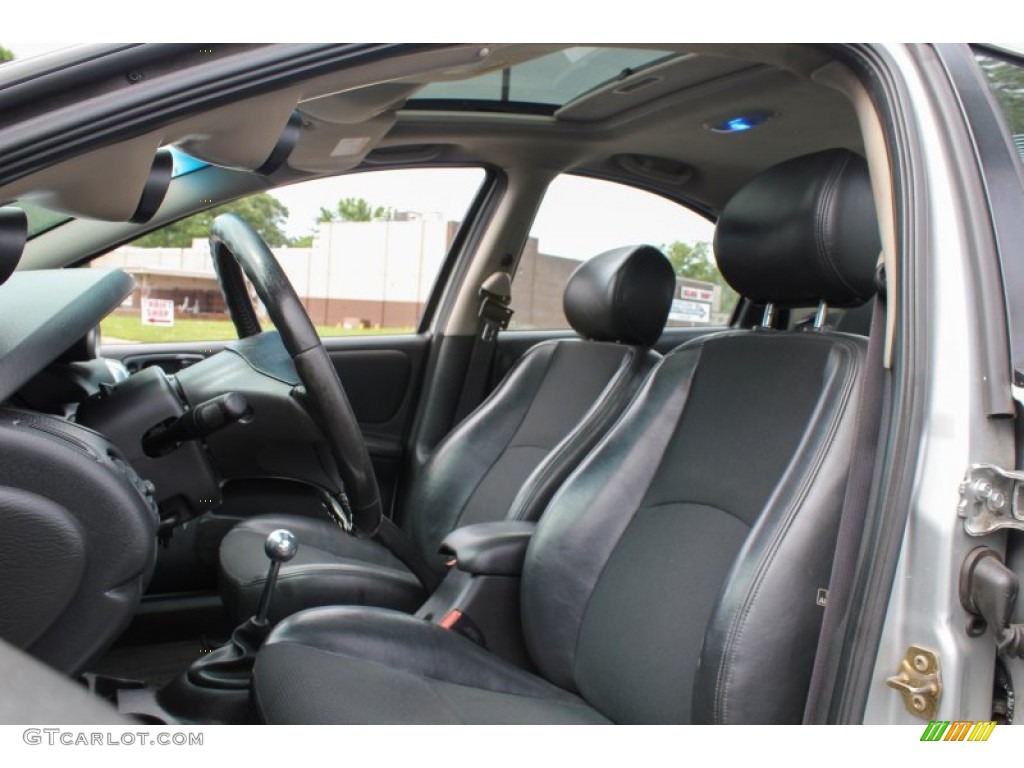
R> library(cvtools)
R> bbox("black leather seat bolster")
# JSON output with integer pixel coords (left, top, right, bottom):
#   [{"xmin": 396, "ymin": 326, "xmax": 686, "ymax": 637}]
[
  {"xmin": 691, "ymin": 335, "xmax": 864, "ymax": 723},
  {"xmin": 501, "ymin": 344, "xmax": 660, "ymax": 523}
]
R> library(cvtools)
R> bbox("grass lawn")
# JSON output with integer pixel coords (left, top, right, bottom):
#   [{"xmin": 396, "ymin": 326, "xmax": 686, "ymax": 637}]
[{"xmin": 100, "ymin": 315, "xmax": 414, "ymax": 344}]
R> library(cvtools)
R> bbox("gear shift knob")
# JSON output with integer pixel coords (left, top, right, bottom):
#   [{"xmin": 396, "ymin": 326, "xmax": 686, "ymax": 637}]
[
  {"xmin": 255, "ymin": 529, "xmax": 298, "ymax": 624},
  {"xmin": 264, "ymin": 529, "xmax": 298, "ymax": 563},
  {"xmin": 186, "ymin": 528, "xmax": 299, "ymax": 691}
]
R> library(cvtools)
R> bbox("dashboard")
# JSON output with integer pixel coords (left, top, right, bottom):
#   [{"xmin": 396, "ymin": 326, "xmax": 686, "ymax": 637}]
[{"xmin": 0, "ymin": 268, "xmax": 133, "ymax": 401}]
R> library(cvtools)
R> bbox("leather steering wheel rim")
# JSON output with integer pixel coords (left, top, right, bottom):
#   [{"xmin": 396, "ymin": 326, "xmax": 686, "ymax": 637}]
[{"xmin": 208, "ymin": 212, "xmax": 383, "ymax": 535}]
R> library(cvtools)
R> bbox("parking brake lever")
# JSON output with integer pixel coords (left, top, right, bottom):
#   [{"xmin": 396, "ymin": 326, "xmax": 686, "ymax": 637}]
[{"xmin": 143, "ymin": 392, "xmax": 252, "ymax": 457}]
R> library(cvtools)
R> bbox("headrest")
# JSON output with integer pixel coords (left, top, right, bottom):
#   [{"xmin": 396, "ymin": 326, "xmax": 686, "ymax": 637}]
[
  {"xmin": 714, "ymin": 149, "xmax": 880, "ymax": 308},
  {"xmin": 563, "ymin": 244, "xmax": 675, "ymax": 347}
]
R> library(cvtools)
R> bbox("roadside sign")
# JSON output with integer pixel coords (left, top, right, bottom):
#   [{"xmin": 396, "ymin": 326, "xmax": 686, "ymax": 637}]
[
  {"xmin": 669, "ymin": 299, "xmax": 712, "ymax": 324},
  {"xmin": 142, "ymin": 298, "xmax": 175, "ymax": 327},
  {"xmin": 680, "ymin": 285, "xmax": 715, "ymax": 302}
]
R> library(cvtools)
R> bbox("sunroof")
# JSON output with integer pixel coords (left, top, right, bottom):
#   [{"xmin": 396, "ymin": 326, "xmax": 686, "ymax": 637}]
[{"xmin": 409, "ymin": 47, "xmax": 674, "ymax": 113}]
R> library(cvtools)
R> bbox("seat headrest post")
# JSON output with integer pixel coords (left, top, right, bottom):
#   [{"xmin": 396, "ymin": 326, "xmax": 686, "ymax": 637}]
[{"xmin": 813, "ymin": 300, "xmax": 828, "ymax": 330}]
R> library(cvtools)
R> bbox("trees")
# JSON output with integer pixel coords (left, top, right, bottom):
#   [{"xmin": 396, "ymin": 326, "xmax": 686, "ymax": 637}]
[
  {"xmin": 663, "ymin": 240, "xmax": 739, "ymax": 316},
  {"xmin": 977, "ymin": 53, "xmax": 1024, "ymax": 136},
  {"xmin": 0, "ymin": 45, "xmax": 15, "ymax": 63},
  {"xmin": 318, "ymin": 197, "xmax": 391, "ymax": 223},
  {"xmin": 132, "ymin": 194, "xmax": 394, "ymax": 249},
  {"xmin": 133, "ymin": 193, "xmax": 291, "ymax": 248},
  {"xmin": 664, "ymin": 240, "xmax": 717, "ymax": 282}
]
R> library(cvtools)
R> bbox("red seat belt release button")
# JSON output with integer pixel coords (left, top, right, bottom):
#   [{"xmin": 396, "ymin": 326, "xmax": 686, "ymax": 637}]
[{"xmin": 439, "ymin": 609, "xmax": 463, "ymax": 630}]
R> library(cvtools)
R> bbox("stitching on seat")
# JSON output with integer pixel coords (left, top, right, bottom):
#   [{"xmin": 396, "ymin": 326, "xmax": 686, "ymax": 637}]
[
  {"xmin": 813, "ymin": 153, "xmax": 860, "ymax": 297},
  {"xmin": 641, "ymin": 499, "xmax": 750, "ymax": 529},
  {"xmin": 713, "ymin": 337, "xmax": 861, "ymax": 723}
]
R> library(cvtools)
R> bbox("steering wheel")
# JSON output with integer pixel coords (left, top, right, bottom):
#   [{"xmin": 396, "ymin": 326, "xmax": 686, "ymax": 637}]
[{"xmin": 208, "ymin": 213, "xmax": 383, "ymax": 536}]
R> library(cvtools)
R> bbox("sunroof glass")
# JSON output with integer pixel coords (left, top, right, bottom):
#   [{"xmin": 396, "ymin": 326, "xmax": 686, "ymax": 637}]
[{"xmin": 411, "ymin": 47, "xmax": 673, "ymax": 110}]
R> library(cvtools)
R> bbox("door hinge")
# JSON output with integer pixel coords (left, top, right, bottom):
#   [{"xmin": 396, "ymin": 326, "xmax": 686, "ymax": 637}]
[
  {"xmin": 958, "ymin": 464, "xmax": 1024, "ymax": 536},
  {"xmin": 886, "ymin": 645, "xmax": 942, "ymax": 721}
]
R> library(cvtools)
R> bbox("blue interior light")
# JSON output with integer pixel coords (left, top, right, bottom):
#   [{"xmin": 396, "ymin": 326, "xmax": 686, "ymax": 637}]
[{"xmin": 707, "ymin": 111, "xmax": 774, "ymax": 134}]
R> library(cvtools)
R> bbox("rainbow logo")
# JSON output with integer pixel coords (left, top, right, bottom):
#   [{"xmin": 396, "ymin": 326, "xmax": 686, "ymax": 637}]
[{"xmin": 920, "ymin": 721, "xmax": 997, "ymax": 741}]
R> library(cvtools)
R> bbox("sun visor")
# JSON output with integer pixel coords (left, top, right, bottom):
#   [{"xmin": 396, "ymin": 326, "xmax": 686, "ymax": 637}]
[
  {"xmin": 0, "ymin": 207, "xmax": 28, "ymax": 287},
  {"xmin": 287, "ymin": 112, "xmax": 395, "ymax": 173},
  {"xmin": 173, "ymin": 89, "xmax": 303, "ymax": 171},
  {"xmin": 300, "ymin": 81, "xmax": 423, "ymax": 124},
  {"xmin": 10, "ymin": 133, "xmax": 166, "ymax": 222}
]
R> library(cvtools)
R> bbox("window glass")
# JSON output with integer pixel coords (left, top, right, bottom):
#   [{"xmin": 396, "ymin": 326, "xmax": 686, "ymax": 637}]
[
  {"xmin": 976, "ymin": 52, "xmax": 1024, "ymax": 162},
  {"xmin": 95, "ymin": 167, "xmax": 485, "ymax": 344},
  {"xmin": 411, "ymin": 47, "xmax": 673, "ymax": 111},
  {"xmin": 508, "ymin": 175, "xmax": 733, "ymax": 331}
]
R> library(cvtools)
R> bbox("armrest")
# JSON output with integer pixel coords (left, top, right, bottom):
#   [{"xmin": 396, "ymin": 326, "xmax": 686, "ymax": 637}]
[{"xmin": 439, "ymin": 521, "xmax": 536, "ymax": 576}]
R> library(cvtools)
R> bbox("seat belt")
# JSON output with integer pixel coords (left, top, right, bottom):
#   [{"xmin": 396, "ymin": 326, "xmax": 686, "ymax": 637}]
[
  {"xmin": 327, "ymin": 487, "xmax": 443, "ymax": 593},
  {"xmin": 373, "ymin": 515, "xmax": 442, "ymax": 592},
  {"xmin": 453, "ymin": 272, "xmax": 514, "ymax": 425},
  {"xmin": 803, "ymin": 294, "xmax": 887, "ymax": 723}
]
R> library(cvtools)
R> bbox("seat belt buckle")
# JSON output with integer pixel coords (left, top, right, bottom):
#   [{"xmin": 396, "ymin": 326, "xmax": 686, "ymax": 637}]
[
  {"xmin": 477, "ymin": 271, "xmax": 514, "ymax": 338},
  {"xmin": 437, "ymin": 609, "xmax": 485, "ymax": 646},
  {"xmin": 439, "ymin": 609, "xmax": 463, "ymax": 629},
  {"xmin": 478, "ymin": 294, "xmax": 513, "ymax": 334}
]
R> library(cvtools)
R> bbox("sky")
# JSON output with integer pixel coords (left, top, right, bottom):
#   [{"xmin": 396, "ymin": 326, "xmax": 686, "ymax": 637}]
[{"xmin": 269, "ymin": 169, "xmax": 486, "ymax": 240}]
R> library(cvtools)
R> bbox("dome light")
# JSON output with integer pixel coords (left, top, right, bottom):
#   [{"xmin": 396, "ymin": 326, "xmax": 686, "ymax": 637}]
[{"xmin": 706, "ymin": 111, "xmax": 774, "ymax": 134}]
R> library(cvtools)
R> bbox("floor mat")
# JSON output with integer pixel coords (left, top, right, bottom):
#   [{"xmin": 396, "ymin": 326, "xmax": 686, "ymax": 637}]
[{"xmin": 88, "ymin": 639, "xmax": 210, "ymax": 687}]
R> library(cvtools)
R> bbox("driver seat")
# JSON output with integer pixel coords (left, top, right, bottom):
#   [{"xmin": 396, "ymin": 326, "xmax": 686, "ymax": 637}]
[
  {"xmin": 251, "ymin": 148, "xmax": 881, "ymax": 723},
  {"xmin": 219, "ymin": 244, "xmax": 676, "ymax": 622}
]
